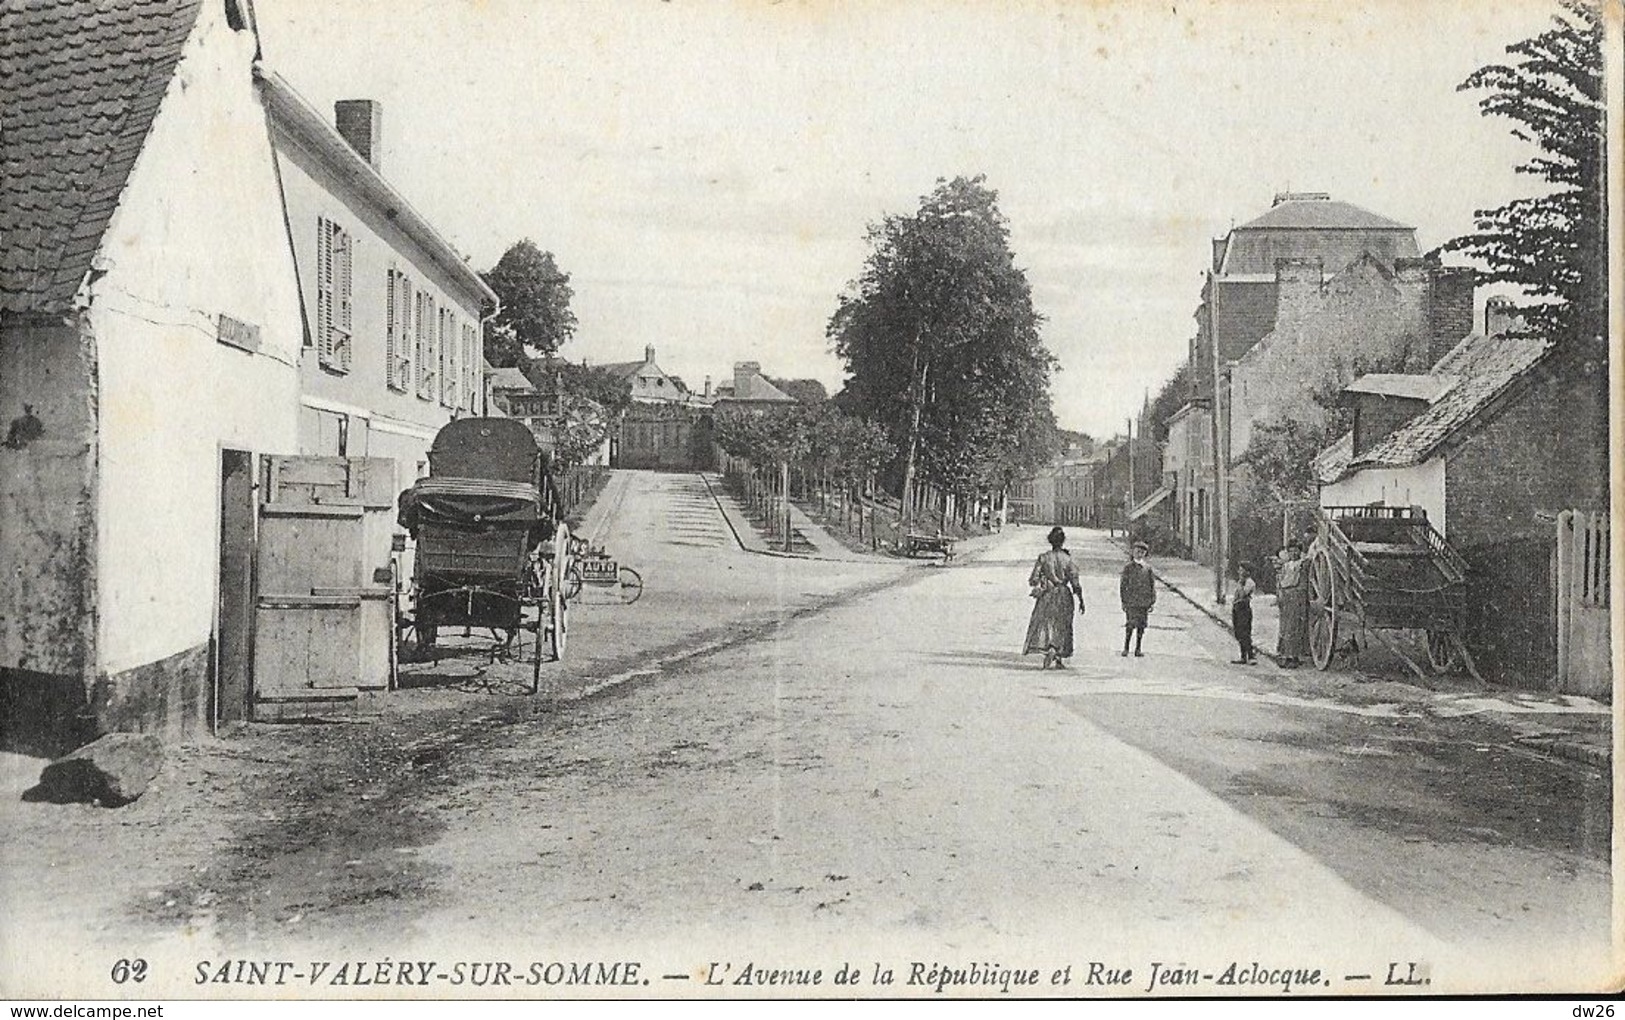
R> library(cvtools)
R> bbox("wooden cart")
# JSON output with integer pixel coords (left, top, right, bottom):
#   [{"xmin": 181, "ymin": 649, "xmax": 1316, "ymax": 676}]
[{"xmin": 1307, "ymin": 505, "xmax": 1482, "ymax": 681}]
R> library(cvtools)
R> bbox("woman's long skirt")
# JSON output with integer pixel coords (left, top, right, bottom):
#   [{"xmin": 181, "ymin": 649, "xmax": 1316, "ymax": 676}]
[
  {"xmin": 1277, "ymin": 585, "xmax": 1310, "ymax": 659},
  {"xmin": 1023, "ymin": 586, "xmax": 1075, "ymax": 658}
]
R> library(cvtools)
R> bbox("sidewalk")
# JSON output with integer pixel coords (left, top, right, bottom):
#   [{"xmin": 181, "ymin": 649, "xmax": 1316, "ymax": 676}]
[
  {"xmin": 700, "ymin": 473, "xmax": 878, "ymax": 562},
  {"xmin": 1112, "ymin": 535, "xmax": 1613, "ymax": 771}
]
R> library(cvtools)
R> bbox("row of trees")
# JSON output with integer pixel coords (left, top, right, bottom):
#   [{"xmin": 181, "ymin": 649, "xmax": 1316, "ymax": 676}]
[
  {"xmin": 828, "ymin": 175, "xmax": 1058, "ymax": 534},
  {"xmin": 711, "ymin": 403, "xmax": 894, "ymax": 549}
]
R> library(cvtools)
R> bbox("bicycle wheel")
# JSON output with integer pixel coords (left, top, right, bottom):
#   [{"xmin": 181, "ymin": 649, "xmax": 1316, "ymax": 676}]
[{"xmin": 617, "ymin": 566, "xmax": 643, "ymax": 605}]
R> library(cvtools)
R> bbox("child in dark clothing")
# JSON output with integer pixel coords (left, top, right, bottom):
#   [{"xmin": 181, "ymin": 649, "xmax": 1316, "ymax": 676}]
[
  {"xmin": 1119, "ymin": 541, "xmax": 1156, "ymax": 656},
  {"xmin": 1232, "ymin": 564, "xmax": 1257, "ymax": 664}
]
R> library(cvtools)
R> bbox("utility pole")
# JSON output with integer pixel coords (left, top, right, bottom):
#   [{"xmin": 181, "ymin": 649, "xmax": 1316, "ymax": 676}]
[{"xmin": 1207, "ymin": 274, "xmax": 1229, "ymax": 604}]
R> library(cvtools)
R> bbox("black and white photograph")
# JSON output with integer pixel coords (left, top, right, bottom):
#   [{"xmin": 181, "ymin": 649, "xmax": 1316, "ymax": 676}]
[{"xmin": 0, "ymin": 0, "xmax": 1618, "ymax": 1003}]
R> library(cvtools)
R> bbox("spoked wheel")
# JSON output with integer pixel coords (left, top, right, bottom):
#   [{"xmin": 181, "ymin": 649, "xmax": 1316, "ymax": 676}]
[
  {"xmin": 1308, "ymin": 547, "xmax": 1337, "ymax": 671},
  {"xmin": 564, "ymin": 564, "xmax": 583, "ymax": 600},
  {"xmin": 547, "ymin": 523, "xmax": 570, "ymax": 662},
  {"xmin": 399, "ymin": 620, "xmax": 438, "ymax": 664},
  {"xmin": 617, "ymin": 566, "xmax": 643, "ymax": 605},
  {"xmin": 1426, "ymin": 630, "xmax": 1459, "ymax": 674},
  {"xmin": 546, "ymin": 579, "xmax": 568, "ymax": 661},
  {"xmin": 531, "ymin": 603, "xmax": 545, "ymax": 694}
]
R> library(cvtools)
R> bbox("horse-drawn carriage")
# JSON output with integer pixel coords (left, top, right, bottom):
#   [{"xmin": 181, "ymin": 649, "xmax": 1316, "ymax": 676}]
[
  {"xmin": 1307, "ymin": 504, "xmax": 1482, "ymax": 681},
  {"xmin": 393, "ymin": 417, "xmax": 571, "ymax": 692}
]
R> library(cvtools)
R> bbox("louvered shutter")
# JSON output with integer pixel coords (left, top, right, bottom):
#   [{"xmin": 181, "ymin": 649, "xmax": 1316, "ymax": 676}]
[
  {"xmin": 424, "ymin": 296, "xmax": 437, "ymax": 398},
  {"xmin": 336, "ymin": 229, "xmax": 353, "ymax": 371},
  {"xmin": 464, "ymin": 324, "xmax": 477, "ymax": 413},
  {"xmin": 385, "ymin": 271, "xmax": 398, "ymax": 389},
  {"xmin": 397, "ymin": 275, "xmax": 412, "ymax": 389},
  {"xmin": 315, "ymin": 218, "xmax": 332, "ymax": 360}
]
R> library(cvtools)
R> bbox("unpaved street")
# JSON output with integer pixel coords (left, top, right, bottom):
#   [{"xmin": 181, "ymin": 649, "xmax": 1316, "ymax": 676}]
[{"xmin": 0, "ymin": 470, "xmax": 1611, "ymax": 998}]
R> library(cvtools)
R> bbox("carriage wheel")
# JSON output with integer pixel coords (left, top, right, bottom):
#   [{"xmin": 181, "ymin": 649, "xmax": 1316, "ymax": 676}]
[
  {"xmin": 1426, "ymin": 630, "xmax": 1459, "ymax": 674},
  {"xmin": 546, "ymin": 579, "xmax": 568, "ymax": 661},
  {"xmin": 532, "ymin": 601, "xmax": 545, "ymax": 693},
  {"xmin": 1308, "ymin": 547, "xmax": 1337, "ymax": 671},
  {"xmin": 617, "ymin": 567, "xmax": 643, "ymax": 605}
]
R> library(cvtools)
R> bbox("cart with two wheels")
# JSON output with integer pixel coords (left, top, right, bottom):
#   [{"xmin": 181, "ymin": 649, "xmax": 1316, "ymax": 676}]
[{"xmin": 1306, "ymin": 505, "xmax": 1482, "ymax": 681}]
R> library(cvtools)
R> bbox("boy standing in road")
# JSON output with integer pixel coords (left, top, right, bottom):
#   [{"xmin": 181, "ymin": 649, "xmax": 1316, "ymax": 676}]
[
  {"xmin": 1232, "ymin": 564, "xmax": 1258, "ymax": 664},
  {"xmin": 1119, "ymin": 540, "xmax": 1156, "ymax": 657}
]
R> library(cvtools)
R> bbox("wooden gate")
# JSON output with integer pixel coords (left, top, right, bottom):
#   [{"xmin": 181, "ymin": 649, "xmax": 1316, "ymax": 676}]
[
  {"xmin": 252, "ymin": 456, "xmax": 396, "ymax": 717},
  {"xmin": 1556, "ymin": 509, "xmax": 1610, "ymax": 699}
]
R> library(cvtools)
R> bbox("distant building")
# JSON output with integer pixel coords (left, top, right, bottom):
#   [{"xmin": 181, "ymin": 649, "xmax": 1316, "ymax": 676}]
[
  {"xmin": 1165, "ymin": 192, "xmax": 1439, "ymax": 569},
  {"xmin": 712, "ymin": 361, "xmax": 798, "ymax": 407},
  {"xmin": 600, "ymin": 345, "xmax": 691, "ymax": 404}
]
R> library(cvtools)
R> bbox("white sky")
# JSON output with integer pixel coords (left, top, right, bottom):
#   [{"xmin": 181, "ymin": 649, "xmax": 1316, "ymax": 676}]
[{"xmin": 254, "ymin": 0, "xmax": 1559, "ymax": 437}]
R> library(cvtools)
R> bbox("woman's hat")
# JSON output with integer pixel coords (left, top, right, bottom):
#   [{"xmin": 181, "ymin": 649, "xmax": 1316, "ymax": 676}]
[
  {"xmin": 1132, "ymin": 540, "xmax": 1149, "ymax": 552},
  {"xmin": 1047, "ymin": 526, "xmax": 1066, "ymax": 545}
]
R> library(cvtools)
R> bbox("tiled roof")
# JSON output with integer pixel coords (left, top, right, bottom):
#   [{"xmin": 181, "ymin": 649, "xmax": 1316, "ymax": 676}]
[
  {"xmin": 1236, "ymin": 197, "xmax": 1412, "ymax": 232},
  {"xmin": 1330, "ymin": 332, "xmax": 1554, "ymax": 476},
  {"xmin": 598, "ymin": 360, "xmax": 644, "ymax": 379},
  {"xmin": 1, "ymin": 0, "xmax": 202, "ymax": 315},
  {"xmin": 1313, "ymin": 431, "xmax": 1353, "ymax": 485},
  {"xmin": 486, "ymin": 366, "xmax": 532, "ymax": 391},
  {"xmin": 1216, "ymin": 198, "xmax": 1420, "ymax": 277},
  {"xmin": 722, "ymin": 373, "xmax": 795, "ymax": 403}
]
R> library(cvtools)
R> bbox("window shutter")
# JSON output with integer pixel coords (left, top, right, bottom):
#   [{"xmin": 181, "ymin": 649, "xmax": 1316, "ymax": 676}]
[
  {"xmin": 412, "ymin": 290, "xmax": 425, "ymax": 397},
  {"xmin": 442, "ymin": 310, "xmax": 456, "ymax": 407},
  {"xmin": 385, "ymin": 270, "xmax": 398, "ymax": 390},
  {"xmin": 397, "ymin": 274, "xmax": 412, "ymax": 390},
  {"xmin": 315, "ymin": 218, "xmax": 332, "ymax": 360},
  {"xmin": 464, "ymin": 323, "xmax": 477, "ymax": 413},
  {"xmin": 335, "ymin": 228, "xmax": 353, "ymax": 372},
  {"xmin": 423, "ymin": 295, "xmax": 437, "ymax": 398}
]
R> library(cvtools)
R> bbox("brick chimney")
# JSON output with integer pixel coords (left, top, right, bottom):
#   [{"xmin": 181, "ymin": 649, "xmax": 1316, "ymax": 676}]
[
  {"xmin": 1425, "ymin": 267, "xmax": 1475, "ymax": 366},
  {"xmin": 703, "ymin": 375, "xmax": 712, "ymax": 398},
  {"xmin": 1272, "ymin": 257, "xmax": 1323, "ymax": 328},
  {"xmin": 733, "ymin": 361, "xmax": 761, "ymax": 394},
  {"xmin": 644, "ymin": 344, "xmax": 655, "ymax": 364},
  {"xmin": 1485, "ymin": 295, "xmax": 1523, "ymax": 336},
  {"xmin": 334, "ymin": 100, "xmax": 382, "ymax": 171}
]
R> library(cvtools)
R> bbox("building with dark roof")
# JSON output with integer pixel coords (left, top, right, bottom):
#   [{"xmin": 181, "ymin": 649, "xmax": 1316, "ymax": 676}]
[
  {"xmin": 599, "ymin": 345, "xmax": 691, "ymax": 404},
  {"xmin": 1165, "ymin": 192, "xmax": 1426, "ymax": 570},
  {"xmin": 1317, "ymin": 330, "xmax": 1610, "ymax": 692},
  {"xmin": 0, "ymin": 0, "xmax": 498, "ymax": 750},
  {"xmin": 1, "ymin": 0, "xmax": 308, "ymax": 751}
]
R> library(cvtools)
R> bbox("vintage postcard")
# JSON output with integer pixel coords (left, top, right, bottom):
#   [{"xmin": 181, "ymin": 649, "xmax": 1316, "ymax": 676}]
[{"xmin": 0, "ymin": 0, "xmax": 1618, "ymax": 1005}]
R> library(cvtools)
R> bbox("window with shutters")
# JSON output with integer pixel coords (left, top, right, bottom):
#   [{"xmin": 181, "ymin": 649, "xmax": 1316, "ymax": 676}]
[
  {"xmin": 463, "ymin": 322, "xmax": 479, "ymax": 413},
  {"xmin": 315, "ymin": 217, "xmax": 353, "ymax": 373},
  {"xmin": 417, "ymin": 292, "xmax": 437, "ymax": 399},
  {"xmin": 387, "ymin": 269, "xmax": 413, "ymax": 392},
  {"xmin": 443, "ymin": 309, "xmax": 459, "ymax": 407}
]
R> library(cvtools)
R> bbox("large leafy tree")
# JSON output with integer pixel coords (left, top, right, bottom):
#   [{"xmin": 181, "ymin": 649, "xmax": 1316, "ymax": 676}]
[
  {"xmin": 481, "ymin": 240, "xmax": 578, "ymax": 365},
  {"xmin": 828, "ymin": 175, "xmax": 1056, "ymax": 529},
  {"xmin": 1438, "ymin": 0, "xmax": 1604, "ymax": 342}
]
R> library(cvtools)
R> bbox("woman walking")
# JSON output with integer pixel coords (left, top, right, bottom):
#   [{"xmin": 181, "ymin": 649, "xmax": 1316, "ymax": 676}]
[{"xmin": 1024, "ymin": 526, "xmax": 1085, "ymax": 669}]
